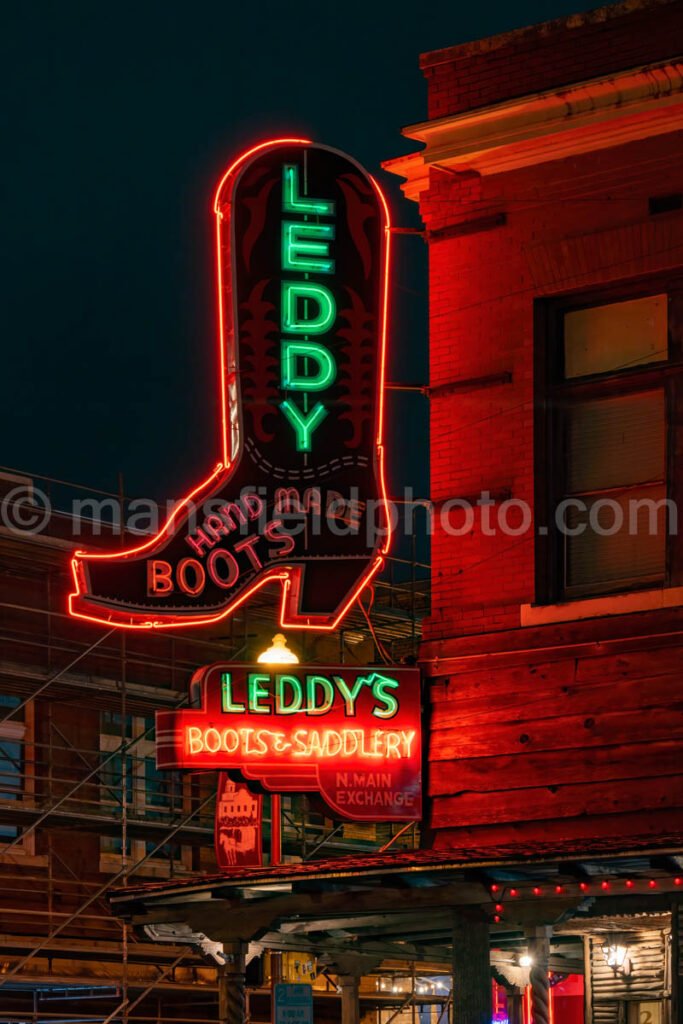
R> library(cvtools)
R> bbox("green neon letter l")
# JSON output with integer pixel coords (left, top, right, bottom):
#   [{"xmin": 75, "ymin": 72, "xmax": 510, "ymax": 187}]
[{"xmin": 282, "ymin": 165, "xmax": 335, "ymax": 216}]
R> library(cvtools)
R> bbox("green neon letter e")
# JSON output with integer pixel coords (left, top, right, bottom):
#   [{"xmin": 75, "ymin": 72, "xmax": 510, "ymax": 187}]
[{"xmin": 282, "ymin": 222, "xmax": 335, "ymax": 275}]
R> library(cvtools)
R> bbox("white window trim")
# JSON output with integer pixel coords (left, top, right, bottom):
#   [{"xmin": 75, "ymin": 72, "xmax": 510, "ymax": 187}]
[{"xmin": 522, "ymin": 585, "xmax": 683, "ymax": 627}]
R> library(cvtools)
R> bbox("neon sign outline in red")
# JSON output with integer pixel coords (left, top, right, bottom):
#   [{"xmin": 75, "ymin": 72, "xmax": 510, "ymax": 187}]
[{"xmin": 68, "ymin": 138, "xmax": 393, "ymax": 631}]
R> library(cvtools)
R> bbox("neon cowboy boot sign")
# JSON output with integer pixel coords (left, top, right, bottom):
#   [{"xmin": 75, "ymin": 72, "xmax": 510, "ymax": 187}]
[{"xmin": 69, "ymin": 139, "xmax": 392, "ymax": 630}]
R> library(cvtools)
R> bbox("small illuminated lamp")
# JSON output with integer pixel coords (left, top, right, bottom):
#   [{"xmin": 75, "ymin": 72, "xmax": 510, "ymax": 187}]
[
  {"xmin": 625, "ymin": 879, "xmax": 635, "ymax": 889},
  {"xmin": 555, "ymin": 884, "xmax": 564, "ymax": 894},
  {"xmin": 510, "ymin": 888, "xmax": 519, "ymax": 897},
  {"xmin": 601, "ymin": 880, "xmax": 610, "ymax": 890},
  {"xmin": 257, "ymin": 634, "xmax": 299, "ymax": 665},
  {"xmin": 491, "ymin": 884, "xmax": 500, "ymax": 893},
  {"xmin": 533, "ymin": 886, "xmax": 542, "ymax": 896},
  {"xmin": 518, "ymin": 954, "xmax": 533, "ymax": 968},
  {"xmin": 675, "ymin": 877, "xmax": 683, "ymax": 887},
  {"xmin": 601, "ymin": 938, "xmax": 631, "ymax": 976},
  {"xmin": 649, "ymin": 879, "xmax": 657, "ymax": 889},
  {"xmin": 579, "ymin": 882, "xmax": 589, "ymax": 893},
  {"xmin": 495, "ymin": 903, "xmax": 504, "ymax": 913}
]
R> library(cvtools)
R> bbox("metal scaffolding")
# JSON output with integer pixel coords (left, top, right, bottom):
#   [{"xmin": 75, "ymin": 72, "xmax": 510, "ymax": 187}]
[{"xmin": 0, "ymin": 465, "xmax": 431, "ymax": 1022}]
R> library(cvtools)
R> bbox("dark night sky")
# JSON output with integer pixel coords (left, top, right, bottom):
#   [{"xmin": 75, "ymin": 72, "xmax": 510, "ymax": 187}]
[{"xmin": 3, "ymin": 0, "xmax": 597, "ymax": 507}]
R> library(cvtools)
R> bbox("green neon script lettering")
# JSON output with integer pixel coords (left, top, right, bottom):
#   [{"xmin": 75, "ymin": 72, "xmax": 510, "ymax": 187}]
[
  {"xmin": 370, "ymin": 674, "xmax": 400, "ymax": 720},
  {"xmin": 334, "ymin": 675, "xmax": 367, "ymax": 717},
  {"xmin": 306, "ymin": 675, "xmax": 335, "ymax": 716},
  {"xmin": 281, "ymin": 340, "xmax": 336, "ymax": 391},
  {"xmin": 282, "ymin": 221, "xmax": 335, "ymax": 274},
  {"xmin": 282, "ymin": 282, "xmax": 335, "ymax": 335},
  {"xmin": 282, "ymin": 165, "xmax": 335, "ymax": 216},
  {"xmin": 275, "ymin": 674, "xmax": 304, "ymax": 714},
  {"xmin": 279, "ymin": 400, "xmax": 328, "ymax": 451},
  {"xmin": 221, "ymin": 673, "xmax": 245, "ymax": 714}
]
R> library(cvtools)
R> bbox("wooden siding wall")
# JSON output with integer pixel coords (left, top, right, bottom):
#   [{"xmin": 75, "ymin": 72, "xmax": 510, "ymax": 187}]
[
  {"xmin": 586, "ymin": 930, "xmax": 670, "ymax": 1023},
  {"xmin": 427, "ymin": 634, "xmax": 683, "ymax": 848}
]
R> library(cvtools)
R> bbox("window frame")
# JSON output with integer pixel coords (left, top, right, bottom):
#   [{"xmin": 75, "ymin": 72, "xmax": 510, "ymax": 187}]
[
  {"xmin": 0, "ymin": 698, "xmax": 38, "ymax": 861},
  {"xmin": 535, "ymin": 274, "xmax": 683, "ymax": 605},
  {"xmin": 99, "ymin": 713, "xmax": 192, "ymax": 877}
]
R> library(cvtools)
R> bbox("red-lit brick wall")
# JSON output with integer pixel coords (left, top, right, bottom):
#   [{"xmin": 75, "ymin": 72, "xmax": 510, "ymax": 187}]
[
  {"xmin": 424, "ymin": 0, "xmax": 683, "ymax": 120},
  {"xmin": 423, "ymin": 130, "xmax": 683, "ymax": 643},
  {"xmin": 414, "ymin": 0, "xmax": 683, "ymax": 851}
]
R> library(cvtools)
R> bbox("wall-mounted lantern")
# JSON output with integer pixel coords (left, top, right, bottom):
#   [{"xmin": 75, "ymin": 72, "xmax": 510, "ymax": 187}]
[{"xmin": 601, "ymin": 937, "xmax": 631, "ymax": 977}]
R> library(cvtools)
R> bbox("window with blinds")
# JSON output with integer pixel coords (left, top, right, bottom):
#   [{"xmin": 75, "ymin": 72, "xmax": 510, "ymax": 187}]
[{"xmin": 537, "ymin": 283, "xmax": 681, "ymax": 603}]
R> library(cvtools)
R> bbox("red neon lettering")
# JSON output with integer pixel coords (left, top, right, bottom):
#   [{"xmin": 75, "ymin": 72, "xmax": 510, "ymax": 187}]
[
  {"xmin": 242, "ymin": 494, "xmax": 264, "ymax": 520},
  {"xmin": 184, "ymin": 726, "xmax": 416, "ymax": 761},
  {"xmin": 177, "ymin": 558, "xmax": 206, "ymax": 596},
  {"xmin": 304, "ymin": 488, "xmax": 322, "ymax": 513},
  {"xmin": 185, "ymin": 527, "xmax": 214, "ymax": 557},
  {"xmin": 147, "ymin": 560, "xmax": 174, "ymax": 595},
  {"xmin": 234, "ymin": 536, "xmax": 263, "ymax": 571},
  {"xmin": 188, "ymin": 726, "xmax": 203, "ymax": 754},
  {"xmin": 207, "ymin": 547, "xmax": 240, "ymax": 589},
  {"xmin": 264, "ymin": 518, "xmax": 296, "ymax": 557},
  {"xmin": 204, "ymin": 514, "xmax": 230, "ymax": 541},
  {"xmin": 219, "ymin": 502, "xmax": 247, "ymax": 530},
  {"xmin": 274, "ymin": 488, "xmax": 302, "ymax": 513},
  {"xmin": 273, "ymin": 487, "xmax": 322, "ymax": 514}
]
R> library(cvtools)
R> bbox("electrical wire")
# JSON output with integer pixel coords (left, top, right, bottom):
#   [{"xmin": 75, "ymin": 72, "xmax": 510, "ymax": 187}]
[{"xmin": 357, "ymin": 586, "xmax": 393, "ymax": 665}]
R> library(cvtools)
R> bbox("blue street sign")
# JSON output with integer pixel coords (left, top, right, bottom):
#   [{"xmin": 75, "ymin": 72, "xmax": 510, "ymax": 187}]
[{"xmin": 275, "ymin": 982, "xmax": 313, "ymax": 1024}]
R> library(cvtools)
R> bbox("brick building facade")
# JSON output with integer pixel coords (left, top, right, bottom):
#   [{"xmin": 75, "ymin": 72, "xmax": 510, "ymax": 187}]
[{"xmin": 387, "ymin": 0, "xmax": 683, "ymax": 855}]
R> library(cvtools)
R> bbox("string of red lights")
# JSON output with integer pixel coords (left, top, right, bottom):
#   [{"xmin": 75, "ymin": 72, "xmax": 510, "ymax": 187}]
[{"xmin": 488, "ymin": 876, "xmax": 683, "ymax": 923}]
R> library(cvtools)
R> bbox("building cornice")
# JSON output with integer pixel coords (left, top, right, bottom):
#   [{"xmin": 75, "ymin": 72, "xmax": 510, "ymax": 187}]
[
  {"xmin": 383, "ymin": 59, "xmax": 683, "ymax": 200},
  {"xmin": 419, "ymin": 0, "xmax": 676, "ymax": 69}
]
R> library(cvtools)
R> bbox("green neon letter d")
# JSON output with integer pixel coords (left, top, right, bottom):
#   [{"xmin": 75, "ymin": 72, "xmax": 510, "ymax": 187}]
[
  {"xmin": 282, "ymin": 282, "xmax": 336, "ymax": 335},
  {"xmin": 281, "ymin": 340, "xmax": 336, "ymax": 391}
]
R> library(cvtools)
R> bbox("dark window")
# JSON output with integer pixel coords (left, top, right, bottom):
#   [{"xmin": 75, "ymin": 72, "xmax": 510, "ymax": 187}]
[
  {"xmin": 0, "ymin": 694, "xmax": 24, "ymax": 841},
  {"xmin": 536, "ymin": 279, "xmax": 683, "ymax": 602}
]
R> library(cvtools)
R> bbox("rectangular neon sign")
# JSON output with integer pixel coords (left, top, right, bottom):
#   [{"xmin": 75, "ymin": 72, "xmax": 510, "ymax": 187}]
[{"xmin": 156, "ymin": 664, "xmax": 422, "ymax": 822}]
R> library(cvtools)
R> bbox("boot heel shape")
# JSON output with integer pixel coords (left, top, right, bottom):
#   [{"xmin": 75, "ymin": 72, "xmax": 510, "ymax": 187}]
[{"xmin": 69, "ymin": 139, "xmax": 392, "ymax": 630}]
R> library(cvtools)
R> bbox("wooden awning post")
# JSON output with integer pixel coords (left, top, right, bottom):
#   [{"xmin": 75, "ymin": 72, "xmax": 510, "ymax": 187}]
[
  {"xmin": 451, "ymin": 911, "xmax": 491, "ymax": 1024},
  {"xmin": 527, "ymin": 928, "xmax": 552, "ymax": 1024},
  {"xmin": 507, "ymin": 988, "xmax": 524, "ymax": 1024},
  {"xmin": 218, "ymin": 942, "xmax": 247, "ymax": 1024},
  {"xmin": 338, "ymin": 973, "xmax": 361, "ymax": 1024}
]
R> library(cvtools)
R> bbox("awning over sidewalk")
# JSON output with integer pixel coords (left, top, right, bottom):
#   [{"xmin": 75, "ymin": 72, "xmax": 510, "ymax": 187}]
[{"xmin": 109, "ymin": 831, "xmax": 683, "ymax": 980}]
